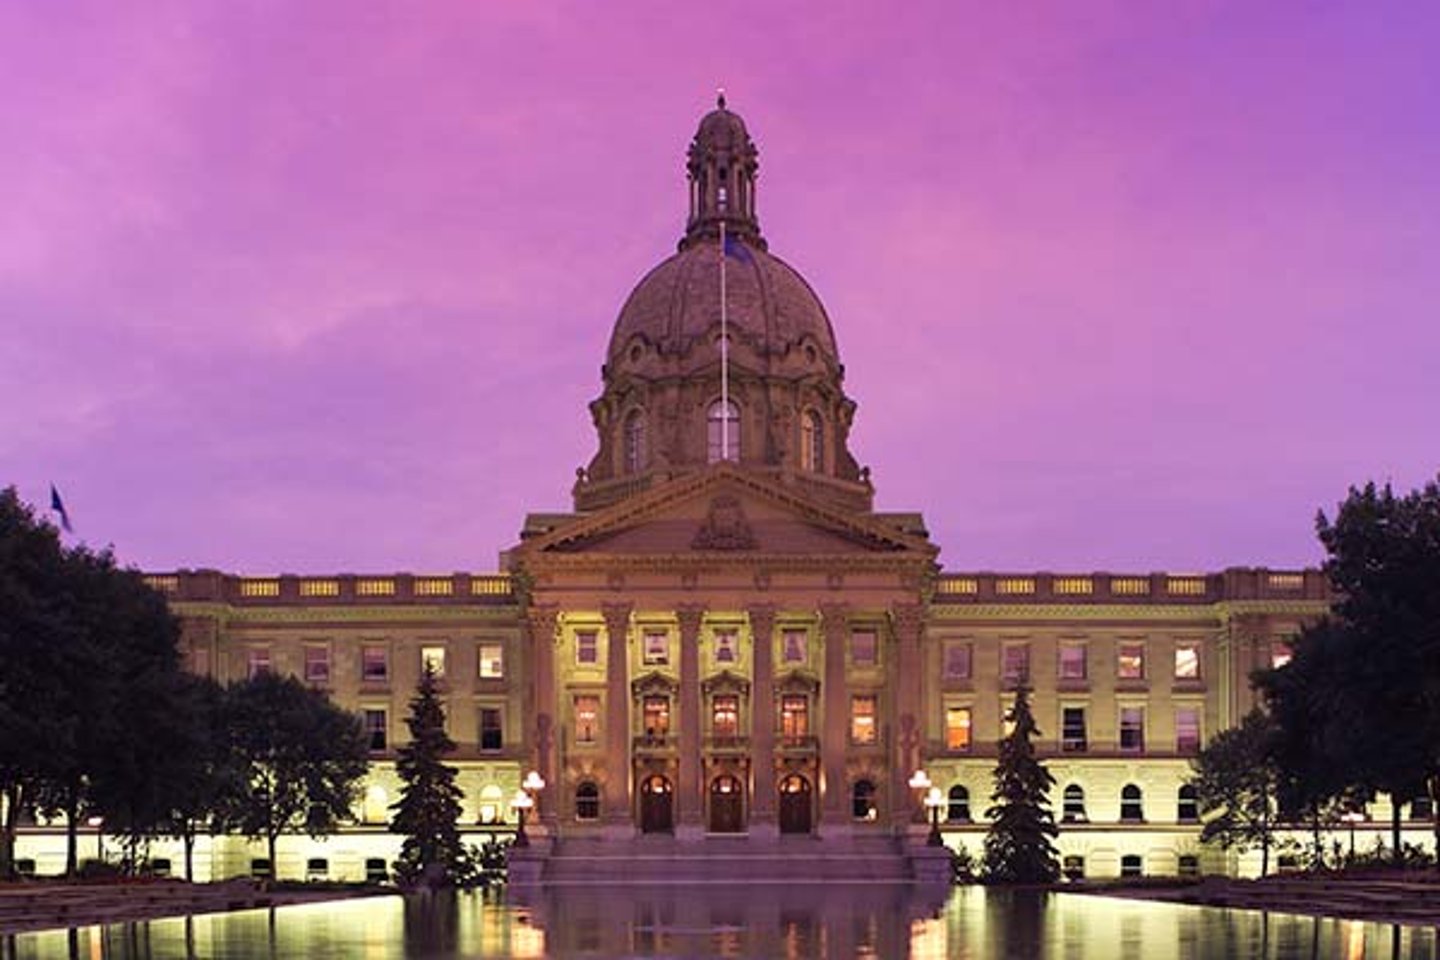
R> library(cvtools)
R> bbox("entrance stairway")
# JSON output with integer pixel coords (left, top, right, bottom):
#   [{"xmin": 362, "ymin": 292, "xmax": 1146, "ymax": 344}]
[{"xmin": 534, "ymin": 834, "xmax": 920, "ymax": 885}]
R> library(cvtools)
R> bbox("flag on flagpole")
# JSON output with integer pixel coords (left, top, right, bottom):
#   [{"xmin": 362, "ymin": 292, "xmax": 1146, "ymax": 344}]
[{"xmin": 50, "ymin": 484, "xmax": 73, "ymax": 533}]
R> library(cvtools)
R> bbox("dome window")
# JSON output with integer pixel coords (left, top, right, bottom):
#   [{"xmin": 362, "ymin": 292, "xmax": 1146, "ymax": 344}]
[
  {"xmin": 623, "ymin": 410, "xmax": 646, "ymax": 475},
  {"xmin": 800, "ymin": 410, "xmax": 823, "ymax": 472},
  {"xmin": 707, "ymin": 400, "xmax": 740, "ymax": 463}
]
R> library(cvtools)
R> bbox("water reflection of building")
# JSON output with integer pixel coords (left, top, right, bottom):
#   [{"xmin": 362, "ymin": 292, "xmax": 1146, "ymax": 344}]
[{"xmin": 29, "ymin": 98, "xmax": 1431, "ymax": 884}]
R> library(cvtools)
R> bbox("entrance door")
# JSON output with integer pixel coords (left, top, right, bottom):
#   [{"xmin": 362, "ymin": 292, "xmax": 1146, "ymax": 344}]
[
  {"xmin": 778, "ymin": 774, "xmax": 813, "ymax": 834},
  {"xmin": 709, "ymin": 775, "xmax": 744, "ymax": 833},
  {"xmin": 639, "ymin": 774, "xmax": 673, "ymax": 833}
]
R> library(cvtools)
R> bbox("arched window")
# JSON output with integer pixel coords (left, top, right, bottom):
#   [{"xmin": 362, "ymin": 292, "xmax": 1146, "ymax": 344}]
[
  {"xmin": 947, "ymin": 785, "xmax": 971, "ymax": 823},
  {"xmin": 1177, "ymin": 784, "xmax": 1198, "ymax": 823},
  {"xmin": 1062, "ymin": 784, "xmax": 1087, "ymax": 823},
  {"xmin": 1120, "ymin": 784, "xmax": 1145, "ymax": 823},
  {"xmin": 478, "ymin": 784, "xmax": 505, "ymax": 825},
  {"xmin": 851, "ymin": 780, "xmax": 877, "ymax": 821},
  {"xmin": 361, "ymin": 784, "xmax": 389, "ymax": 825},
  {"xmin": 1062, "ymin": 855, "xmax": 1085, "ymax": 882},
  {"xmin": 800, "ymin": 409, "xmax": 823, "ymax": 472},
  {"xmin": 1177, "ymin": 854, "xmax": 1200, "ymax": 878},
  {"xmin": 575, "ymin": 781, "xmax": 600, "ymax": 821},
  {"xmin": 623, "ymin": 409, "xmax": 646, "ymax": 474},
  {"xmin": 1120, "ymin": 854, "xmax": 1143, "ymax": 878},
  {"xmin": 707, "ymin": 399, "xmax": 740, "ymax": 463}
]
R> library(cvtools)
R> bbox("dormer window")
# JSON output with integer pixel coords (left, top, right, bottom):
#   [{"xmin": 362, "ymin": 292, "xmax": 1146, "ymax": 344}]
[
  {"xmin": 623, "ymin": 409, "xmax": 646, "ymax": 474},
  {"xmin": 707, "ymin": 400, "xmax": 740, "ymax": 463}
]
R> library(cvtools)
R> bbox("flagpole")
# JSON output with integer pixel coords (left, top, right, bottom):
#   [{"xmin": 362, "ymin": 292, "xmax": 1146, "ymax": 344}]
[{"xmin": 720, "ymin": 218, "xmax": 730, "ymax": 461}]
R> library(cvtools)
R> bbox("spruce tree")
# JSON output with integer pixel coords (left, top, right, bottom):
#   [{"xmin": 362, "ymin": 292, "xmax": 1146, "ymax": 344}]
[
  {"xmin": 391, "ymin": 663, "xmax": 472, "ymax": 887},
  {"xmin": 983, "ymin": 685, "xmax": 1060, "ymax": 884}
]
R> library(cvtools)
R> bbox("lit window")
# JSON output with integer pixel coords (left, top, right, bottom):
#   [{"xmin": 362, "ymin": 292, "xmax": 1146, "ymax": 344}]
[
  {"xmin": 576, "ymin": 630, "xmax": 599, "ymax": 665},
  {"xmin": 478, "ymin": 641, "xmax": 504, "ymax": 679},
  {"xmin": 712, "ymin": 695, "xmax": 739, "ymax": 738},
  {"xmin": 1177, "ymin": 784, "xmax": 1199, "ymax": 822},
  {"xmin": 1117, "ymin": 642, "xmax": 1146, "ymax": 680},
  {"xmin": 1062, "ymin": 785, "xmax": 1087, "ymax": 823},
  {"xmin": 478, "ymin": 784, "xmax": 504, "ymax": 825},
  {"xmin": 781, "ymin": 695, "xmax": 809, "ymax": 739},
  {"xmin": 1002, "ymin": 644, "xmax": 1029, "ymax": 683},
  {"xmin": 574, "ymin": 696, "xmax": 599, "ymax": 744},
  {"xmin": 1175, "ymin": 707, "xmax": 1201, "ymax": 753},
  {"xmin": 851, "ymin": 630, "xmax": 878, "ymax": 667},
  {"xmin": 1270, "ymin": 640, "xmax": 1293, "ymax": 669},
  {"xmin": 707, "ymin": 399, "xmax": 740, "ymax": 463},
  {"xmin": 850, "ymin": 695, "xmax": 878, "ymax": 744},
  {"xmin": 1058, "ymin": 643, "xmax": 1087, "ymax": 681},
  {"xmin": 1119, "ymin": 706, "xmax": 1145, "ymax": 752},
  {"xmin": 623, "ymin": 409, "xmax": 646, "ymax": 474},
  {"xmin": 642, "ymin": 630, "xmax": 669, "ymax": 666},
  {"xmin": 642, "ymin": 696, "xmax": 670, "ymax": 737},
  {"xmin": 421, "ymin": 645, "xmax": 446, "ymax": 679},
  {"xmin": 947, "ymin": 785, "xmax": 971, "ymax": 823},
  {"xmin": 363, "ymin": 709, "xmax": 387, "ymax": 752},
  {"xmin": 575, "ymin": 782, "xmax": 600, "ymax": 821},
  {"xmin": 800, "ymin": 410, "xmax": 823, "ymax": 472},
  {"xmin": 303, "ymin": 646, "xmax": 329, "ymax": 684},
  {"xmin": 782, "ymin": 629, "xmax": 808, "ymax": 664},
  {"xmin": 943, "ymin": 642, "xmax": 972, "ymax": 680},
  {"xmin": 945, "ymin": 706, "xmax": 972, "ymax": 751},
  {"xmin": 713, "ymin": 629, "xmax": 738, "ymax": 664},
  {"xmin": 851, "ymin": 780, "xmax": 877, "ymax": 821},
  {"xmin": 1061, "ymin": 707, "xmax": 1087, "ymax": 752},
  {"xmin": 362, "ymin": 646, "xmax": 388, "ymax": 683},
  {"xmin": 478, "ymin": 707, "xmax": 503, "ymax": 751},
  {"xmin": 1174, "ymin": 643, "xmax": 1201, "ymax": 679},
  {"xmin": 247, "ymin": 646, "xmax": 271, "ymax": 679},
  {"xmin": 1120, "ymin": 784, "xmax": 1144, "ymax": 822}
]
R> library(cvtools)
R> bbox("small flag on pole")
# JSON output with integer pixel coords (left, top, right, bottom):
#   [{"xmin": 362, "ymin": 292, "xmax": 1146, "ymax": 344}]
[
  {"xmin": 723, "ymin": 232, "xmax": 752, "ymax": 264},
  {"xmin": 50, "ymin": 484, "xmax": 72, "ymax": 533}
]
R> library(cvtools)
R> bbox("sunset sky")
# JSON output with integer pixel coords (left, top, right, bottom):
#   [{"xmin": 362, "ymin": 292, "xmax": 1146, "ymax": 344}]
[{"xmin": 3, "ymin": 2, "xmax": 1437, "ymax": 574}]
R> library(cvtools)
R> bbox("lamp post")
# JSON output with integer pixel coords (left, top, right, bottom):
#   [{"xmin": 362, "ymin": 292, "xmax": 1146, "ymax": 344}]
[
  {"xmin": 512, "ymin": 790, "xmax": 534, "ymax": 848},
  {"xmin": 1341, "ymin": 810, "xmax": 1365, "ymax": 860},
  {"xmin": 908, "ymin": 769, "xmax": 932, "ymax": 827},
  {"xmin": 924, "ymin": 786, "xmax": 945, "ymax": 847}
]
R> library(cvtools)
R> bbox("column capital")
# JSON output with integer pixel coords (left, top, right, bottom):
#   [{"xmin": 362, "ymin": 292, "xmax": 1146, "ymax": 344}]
[
  {"xmin": 889, "ymin": 603, "xmax": 925, "ymax": 638},
  {"xmin": 746, "ymin": 603, "xmax": 777, "ymax": 634},
  {"xmin": 818, "ymin": 603, "xmax": 850, "ymax": 636},
  {"xmin": 525, "ymin": 603, "xmax": 559, "ymax": 635},
  {"xmin": 675, "ymin": 603, "xmax": 707, "ymax": 635},
  {"xmin": 600, "ymin": 602, "xmax": 633, "ymax": 631}
]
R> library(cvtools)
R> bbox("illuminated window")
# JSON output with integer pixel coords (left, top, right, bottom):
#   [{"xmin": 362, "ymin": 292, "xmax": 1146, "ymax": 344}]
[
  {"xmin": 623, "ymin": 409, "xmax": 646, "ymax": 474},
  {"xmin": 851, "ymin": 630, "xmax": 878, "ymax": 667},
  {"xmin": 713, "ymin": 629, "xmax": 738, "ymax": 664},
  {"xmin": 363, "ymin": 709, "xmax": 387, "ymax": 752},
  {"xmin": 945, "ymin": 706, "xmax": 972, "ymax": 751},
  {"xmin": 642, "ymin": 696, "xmax": 670, "ymax": 737},
  {"xmin": 947, "ymin": 785, "xmax": 971, "ymax": 822},
  {"xmin": 574, "ymin": 696, "xmax": 599, "ymax": 744},
  {"xmin": 943, "ymin": 642, "xmax": 972, "ymax": 680},
  {"xmin": 712, "ymin": 695, "xmax": 739, "ymax": 738},
  {"xmin": 707, "ymin": 399, "xmax": 740, "ymax": 463},
  {"xmin": 421, "ymin": 645, "xmax": 446, "ymax": 679},
  {"xmin": 575, "ymin": 782, "xmax": 600, "ymax": 821},
  {"xmin": 1177, "ymin": 784, "xmax": 1199, "ymax": 822},
  {"xmin": 1002, "ymin": 644, "xmax": 1029, "ymax": 683},
  {"xmin": 1120, "ymin": 784, "xmax": 1145, "ymax": 822},
  {"xmin": 1058, "ymin": 643, "xmax": 1087, "ymax": 681},
  {"xmin": 361, "ymin": 645, "xmax": 388, "ymax": 683},
  {"xmin": 1176, "ymin": 707, "xmax": 1201, "ymax": 753},
  {"xmin": 850, "ymin": 695, "xmax": 878, "ymax": 744},
  {"xmin": 782, "ymin": 629, "xmax": 808, "ymax": 664},
  {"xmin": 478, "ymin": 707, "xmax": 503, "ymax": 751},
  {"xmin": 851, "ymin": 780, "xmax": 877, "ymax": 821},
  {"xmin": 246, "ymin": 646, "xmax": 271, "ymax": 679},
  {"xmin": 1270, "ymin": 640, "xmax": 1293, "ymax": 669},
  {"xmin": 642, "ymin": 630, "xmax": 669, "ymax": 666},
  {"xmin": 576, "ymin": 630, "xmax": 599, "ymax": 665},
  {"xmin": 1061, "ymin": 707, "xmax": 1087, "ymax": 752},
  {"xmin": 1174, "ymin": 643, "xmax": 1201, "ymax": 679},
  {"xmin": 1062, "ymin": 785, "xmax": 1087, "ymax": 823},
  {"xmin": 800, "ymin": 409, "xmax": 823, "ymax": 472},
  {"xmin": 781, "ymin": 695, "xmax": 809, "ymax": 739},
  {"xmin": 1119, "ymin": 706, "xmax": 1145, "ymax": 752},
  {"xmin": 303, "ymin": 646, "xmax": 329, "ymax": 683},
  {"xmin": 478, "ymin": 641, "xmax": 504, "ymax": 679},
  {"xmin": 478, "ymin": 784, "xmax": 504, "ymax": 825},
  {"xmin": 1117, "ymin": 642, "xmax": 1146, "ymax": 680}
]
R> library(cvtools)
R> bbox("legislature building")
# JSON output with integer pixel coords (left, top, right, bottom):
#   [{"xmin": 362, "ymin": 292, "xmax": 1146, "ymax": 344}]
[{"xmin": 18, "ymin": 99, "xmax": 1348, "ymax": 882}]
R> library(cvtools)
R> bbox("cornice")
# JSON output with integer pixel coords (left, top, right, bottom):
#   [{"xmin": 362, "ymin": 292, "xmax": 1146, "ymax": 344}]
[{"xmin": 170, "ymin": 601, "xmax": 518, "ymax": 626}]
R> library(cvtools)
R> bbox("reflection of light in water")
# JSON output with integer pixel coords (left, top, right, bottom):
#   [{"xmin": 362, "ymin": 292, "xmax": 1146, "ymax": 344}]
[
  {"xmin": 910, "ymin": 915, "xmax": 947, "ymax": 959},
  {"xmin": 1346, "ymin": 919, "xmax": 1366, "ymax": 960},
  {"xmin": 88, "ymin": 925, "xmax": 102, "ymax": 960},
  {"xmin": 511, "ymin": 909, "xmax": 546, "ymax": 958}
]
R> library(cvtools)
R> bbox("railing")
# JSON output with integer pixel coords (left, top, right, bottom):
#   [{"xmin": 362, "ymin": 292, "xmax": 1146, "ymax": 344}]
[
  {"xmin": 704, "ymin": 735, "xmax": 751, "ymax": 753},
  {"xmin": 777, "ymin": 735, "xmax": 819, "ymax": 754},
  {"xmin": 632, "ymin": 734, "xmax": 677, "ymax": 752}
]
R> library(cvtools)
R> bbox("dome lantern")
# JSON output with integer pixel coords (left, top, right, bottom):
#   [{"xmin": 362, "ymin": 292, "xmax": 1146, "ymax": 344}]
[{"xmin": 683, "ymin": 93, "xmax": 763, "ymax": 251}]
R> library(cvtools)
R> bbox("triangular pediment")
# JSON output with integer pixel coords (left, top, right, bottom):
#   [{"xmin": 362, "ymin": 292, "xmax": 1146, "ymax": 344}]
[{"xmin": 514, "ymin": 466, "xmax": 935, "ymax": 560}]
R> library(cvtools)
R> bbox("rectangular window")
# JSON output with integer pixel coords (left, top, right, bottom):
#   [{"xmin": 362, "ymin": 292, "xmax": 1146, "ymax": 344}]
[
  {"xmin": 1117, "ymin": 642, "xmax": 1146, "ymax": 680},
  {"xmin": 642, "ymin": 630, "xmax": 669, "ymax": 666},
  {"xmin": 363, "ymin": 709, "xmax": 387, "ymax": 752},
  {"xmin": 945, "ymin": 706, "xmax": 972, "ymax": 751},
  {"xmin": 576, "ymin": 630, "xmax": 599, "ymax": 665},
  {"xmin": 1002, "ymin": 644, "xmax": 1029, "ymax": 683},
  {"xmin": 712, "ymin": 695, "xmax": 739, "ymax": 738},
  {"xmin": 421, "ymin": 644, "xmax": 447, "ymax": 679},
  {"xmin": 642, "ymin": 696, "xmax": 670, "ymax": 736},
  {"xmin": 478, "ymin": 641, "xmax": 504, "ymax": 679},
  {"xmin": 850, "ymin": 695, "xmax": 878, "ymax": 744},
  {"xmin": 479, "ymin": 707, "xmax": 503, "ymax": 751},
  {"xmin": 782, "ymin": 629, "xmax": 808, "ymax": 664},
  {"xmin": 303, "ymin": 646, "xmax": 330, "ymax": 684},
  {"xmin": 361, "ymin": 645, "xmax": 389, "ymax": 683},
  {"xmin": 1058, "ymin": 643, "xmax": 1087, "ymax": 681},
  {"xmin": 781, "ymin": 695, "xmax": 809, "ymax": 739},
  {"xmin": 1119, "ymin": 706, "xmax": 1145, "ymax": 752},
  {"xmin": 1176, "ymin": 707, "xmax": 1201, "ymax": 753},
  {"xmin": 247, "ymin": 646, "xmax": 271, "ymax": 679},
  {"xmin": 574, "ymin": 695, "xmax": 600, "ymax": 744},
  {"xmin": 943, "ymin": 642, "xmax": 972, "ymax": 680},
  {"xmin": 1174, "ymin": 643, "xmax": 1200, "ymax": 680},
  {"xmin": 713, "ymin": 629, "xmax": 738, "ymax": 664},
  {"xmin": 1061, "ymin": 707, "xmax": 1088, "ymax": 752},
  {"xmin": 851, "ymin": 630, "xmax": 879, "ymax": 667}
]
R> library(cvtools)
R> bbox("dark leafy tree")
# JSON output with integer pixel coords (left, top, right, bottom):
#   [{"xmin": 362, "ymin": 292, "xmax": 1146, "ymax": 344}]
[
  {"xmin": 390, "ymin": 664, "xmax": 473, "ymax": 887},
  {"xmin": 1191, "ymin": 709, "xmax": 1280, "ymax": 876},
  {"xmin": 983, "ymin": 685, "xmax": 1059, "ymax": 884},
  {"xmin": 223, "ymin": 672, "xmax": 369, "ymax": 878}
]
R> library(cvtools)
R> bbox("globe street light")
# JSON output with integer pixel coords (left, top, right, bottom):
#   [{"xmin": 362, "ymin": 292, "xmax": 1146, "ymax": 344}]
[
  {"xmin": 908, "ymin": 769, "xmax": 932, "ymax": 826},
  {"xmin": 512, "ymin": 790, "xmax": 534, "ymax": 848},
  {"xmin": 924, "ymin": 786, "xmax": 945, "ymax": 847}
]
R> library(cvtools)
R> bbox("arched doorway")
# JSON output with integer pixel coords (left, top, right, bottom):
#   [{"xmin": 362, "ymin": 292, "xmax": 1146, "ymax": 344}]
[
  {"xmin": 709, "ymin": 775, "xmax": 744, "ymax": 833},
  {"xmin": 639, "ymin": 774, "xmax": 673, "ymax": 833},
  {"xmin": 778, "ymin": 774, "xmax": 812, "ymax": 835}
]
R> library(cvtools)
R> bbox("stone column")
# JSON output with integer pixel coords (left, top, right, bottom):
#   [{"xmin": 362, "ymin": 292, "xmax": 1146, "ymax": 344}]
[
  {"xmin": 748, "ymin": 604, "xmax": 777, "ymax": 835},
  {"xmin": 602, "ymin": 602, "xmax": 633, "ymax": 831},
  {"xmin": 820, "ymin": 603, "xmax": 850, "ymax": 832},
  {"xmin": 525, "ymin": 604, "xmax": 559, "ymax": 829},
  {"xmin": 890, "ymin": 603, "xmax": 925, "ymax": 831},
  {"xmin": 676, "ymin": 604, "xmax": 706, "ymax": 838}
]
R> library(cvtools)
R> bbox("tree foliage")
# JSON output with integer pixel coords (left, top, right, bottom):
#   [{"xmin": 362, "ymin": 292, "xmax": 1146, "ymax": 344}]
[
  {"xmin": 983, "ymin": 685, "xmax": 1059, "ymax": 884},
  {"xmin": 390, "ymin": 664, "xmax": 474, "ymax": 888},
  {"xmin": 1191, "ymin": 709, "xmax": 1280, "ymax": 876}
]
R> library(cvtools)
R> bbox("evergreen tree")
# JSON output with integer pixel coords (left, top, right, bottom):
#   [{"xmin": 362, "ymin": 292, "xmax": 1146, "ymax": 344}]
[
  {"xmin": 391, "ymin": 663, "xmax": 472, "ymax": 887},
  {"xmin": 983, "ymin": 685, "xmax": 1060, "ymax": 884}
]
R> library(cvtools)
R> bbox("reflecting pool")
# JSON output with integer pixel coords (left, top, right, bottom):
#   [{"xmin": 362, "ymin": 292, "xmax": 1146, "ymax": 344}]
[{"xmin": 6, "ymin": 885, "xmax": 1439, "ymax": 959}]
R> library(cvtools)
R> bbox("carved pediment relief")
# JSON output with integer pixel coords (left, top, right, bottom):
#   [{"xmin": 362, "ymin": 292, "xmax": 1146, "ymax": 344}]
[
  {"xmin": 702, "ymin": 668, "xmax": 752, "ymax": 697},
  {"xmin": 631, "ymin": 670, "xmax": 678, "ymax": 698},
  {"xmin": 692, "ymin": 495, "xmax": 757, "ymax": 550},
  {"xmin": 775, "ymin": 668, "xmax": 820, "ymax": 695}
]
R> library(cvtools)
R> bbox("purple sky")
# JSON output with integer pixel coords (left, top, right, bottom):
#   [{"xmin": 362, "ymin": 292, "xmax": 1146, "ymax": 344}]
[{"xmin": 3, "ymin": 3, "xmax": 1437, "ymax": 575}]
